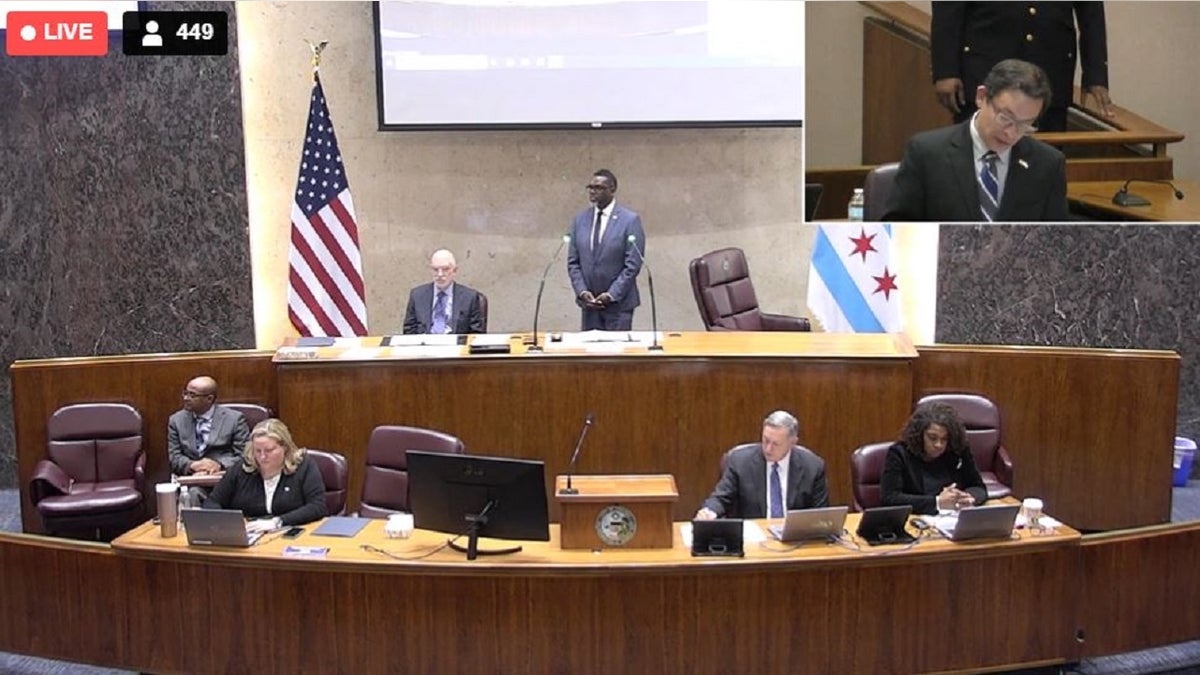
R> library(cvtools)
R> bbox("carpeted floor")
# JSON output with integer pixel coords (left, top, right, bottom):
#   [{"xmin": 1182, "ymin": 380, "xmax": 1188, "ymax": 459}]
[{"xmin": 2, "ymin": 486, "xmax": 1200, "ymax": 674}]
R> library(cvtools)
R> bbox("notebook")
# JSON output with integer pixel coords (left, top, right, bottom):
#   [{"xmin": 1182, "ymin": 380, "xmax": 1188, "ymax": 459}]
[
  {"xmin": 181, "ymin": 508, "xmax": 264, "ymax": 547},
  {"xmin": 690, "ymin": 519, "xmax": 745, "ymax": 557},
  {"xmin": 935, "ymin": 504, "xmax": 1020, "ymax": 542},
  {"xmin": 768, "ymin": 506, "xmax": 849, "ymax": 542},
  {"xmin": 856, "ymin": 505, "xmax": 916, "ymax": 546}
]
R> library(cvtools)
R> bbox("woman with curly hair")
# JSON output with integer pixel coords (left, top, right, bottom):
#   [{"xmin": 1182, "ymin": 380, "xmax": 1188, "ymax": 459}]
[{"xmin": 880, "ymin": 401, "xmax": 987, "ymax": 515}]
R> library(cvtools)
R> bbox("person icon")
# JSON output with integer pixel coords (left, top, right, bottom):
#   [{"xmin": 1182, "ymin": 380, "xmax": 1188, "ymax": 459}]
[{"xmin": 141, "ymin": 20, "xmax": 163, "ymax": 48}]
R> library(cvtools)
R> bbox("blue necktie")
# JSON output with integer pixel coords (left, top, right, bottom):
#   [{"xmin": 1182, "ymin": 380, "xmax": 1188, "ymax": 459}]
[
  {"xmin": 194, "ymin": 417, "xmax": 209, "ymax": 455},
  {"xmin": 769, "ymin": 462, "xmax": 783, "ymax": 518},
  {"xmin": 978, "ymin": 151, "xmax": 1000, "ymax": 222},
  {"xmin": 431, "ymin": 290, "xmax": 448, "ymax": 334}
]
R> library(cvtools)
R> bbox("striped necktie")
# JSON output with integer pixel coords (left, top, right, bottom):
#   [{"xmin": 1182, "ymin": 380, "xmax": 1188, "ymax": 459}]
[
  {"xmin": 769, "ymin": 462, "xmax": 784, "ymax": 518},
  {"xmin": 978, "ymin": 151, "xmax": 1000, "ymax": 222}
]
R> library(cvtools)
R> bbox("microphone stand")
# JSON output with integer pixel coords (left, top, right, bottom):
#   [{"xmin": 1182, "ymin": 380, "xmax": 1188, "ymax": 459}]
[
  {"xmin": 559, "ymin": 414, "xmax": 594, "ymax": 495},
  {"xmin": 627, "ymin": 235, "xmax": 662, "ymax": 351},
  {"xmin": 528, "ymin": 234, "xmax": 569, "ymax": 352},
  {"xmin": 1112, "ymin": 179, "xmax": 1185, "ymax": 207}
]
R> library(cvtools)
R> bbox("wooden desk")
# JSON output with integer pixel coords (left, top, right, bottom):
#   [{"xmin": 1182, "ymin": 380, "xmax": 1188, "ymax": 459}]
[
  {"xmin": 1068, "ymin": 179, "xmax": 1200, "ymax": 222},
  {"xmin": 102, "ymin": 515, "xmax": 1080, "ymax": 673},
  {"xmin": 10, "ymin": 518, "xmax": 1200, "ymax": 674}
]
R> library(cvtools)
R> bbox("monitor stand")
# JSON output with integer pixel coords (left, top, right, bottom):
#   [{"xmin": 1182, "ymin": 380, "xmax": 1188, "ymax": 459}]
[{"xmin": 448, "ymin": 500, "xmax": 523, "ymax": 560}]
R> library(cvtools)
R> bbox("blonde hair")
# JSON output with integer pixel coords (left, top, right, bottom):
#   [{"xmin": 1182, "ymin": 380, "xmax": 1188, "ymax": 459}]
[{"xmin": 241, "ymin": 418, "xmax": 306, "ymax": 475}]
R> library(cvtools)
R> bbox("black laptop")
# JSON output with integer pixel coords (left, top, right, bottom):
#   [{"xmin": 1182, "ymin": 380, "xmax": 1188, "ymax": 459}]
[
  {"xmin": 856, "ymin": 505, "xmax": 916, "ymax": 546},
  {"xmin": 691, "ymin": 519, "xmax": 745, "ymax": 557}
]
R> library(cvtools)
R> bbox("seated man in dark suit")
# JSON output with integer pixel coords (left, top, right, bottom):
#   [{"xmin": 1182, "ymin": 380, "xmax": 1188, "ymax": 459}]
[
  {"xmin": 167, "ymin": 376, "xmax": 250, "ymax": 480},
  {"xmin": 695, "ymin": 410, "xmax": 829, "ymax": 520},
  {"xmin": 402, "ymin": 249, "xmax": 486, "ymax": 334},
  {"xmin": 883, "ymin": 58, "xmax": 1069, "ymax": 223}
]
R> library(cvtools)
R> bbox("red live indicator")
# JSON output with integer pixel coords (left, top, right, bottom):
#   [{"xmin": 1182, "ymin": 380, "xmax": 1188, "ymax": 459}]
[{"xmin": 5, "ymin": 11, "xmax": 109, "ymax": 56}]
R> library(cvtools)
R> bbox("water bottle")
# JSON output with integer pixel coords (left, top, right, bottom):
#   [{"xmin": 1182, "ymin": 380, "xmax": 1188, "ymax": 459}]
[{"xmin": 847, "ymin": 188, "xmax": 865, "ymax": 221}]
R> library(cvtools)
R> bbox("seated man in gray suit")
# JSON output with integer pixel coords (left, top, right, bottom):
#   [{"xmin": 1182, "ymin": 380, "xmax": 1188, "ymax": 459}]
[
  {"xmin": 167, "ymin": 376, "xmax": 250, "ymax": 479},
  {"xmin": 882, "ymin": 58, "xmax": 1069, "ymax": 223},
  {"xmin": 695, "ymin": 410, "xmax": 830, "ymax": 520},
  {"xmin": 566, "ymin": 169, "xmax": 645, "ymax": 331},
  {"xmin": 403, "ymin": 249, "xmax": 486, "ymax": 334}
]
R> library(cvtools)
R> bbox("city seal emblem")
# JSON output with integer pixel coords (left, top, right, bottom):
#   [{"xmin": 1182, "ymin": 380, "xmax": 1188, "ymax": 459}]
[{"xmin": 595, "ymin": 505, "xmax": 637, "ymax": 546}]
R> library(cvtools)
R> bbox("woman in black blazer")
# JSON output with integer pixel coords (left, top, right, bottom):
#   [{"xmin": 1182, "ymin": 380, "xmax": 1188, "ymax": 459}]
[
  {"xmin": 204, "ymin": 418, "xmax": 327, "ymax": 530},
  {"xmin": 880, "ymin": 402, "xmax": 987, "ymax": 515}
]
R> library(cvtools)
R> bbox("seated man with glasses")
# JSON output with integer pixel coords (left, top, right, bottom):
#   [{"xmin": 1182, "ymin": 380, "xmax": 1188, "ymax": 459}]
[
  {"xmin": 402, "ymin": 248, "xmax": 486, "ymax": 335},
  {"xmin": 883, "ymin": 58, "xmax": 1069, "ymax": 223},
  {"xmin": 167, "ymin": 376, "xmax": 251, "ymax": 498}
]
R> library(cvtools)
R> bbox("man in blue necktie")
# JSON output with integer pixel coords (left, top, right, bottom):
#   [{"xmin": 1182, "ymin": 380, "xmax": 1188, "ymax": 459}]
[
  {"xmin": 695, "ymin": 410, "xmax": 830, "ymax": 520},
  {"xmin": 402, "ymin": 249, "xmax": 487, "ymax": 335},
  {"xmin": 566, "ymin": 169, "xmax": 646, "ymax": 331}
]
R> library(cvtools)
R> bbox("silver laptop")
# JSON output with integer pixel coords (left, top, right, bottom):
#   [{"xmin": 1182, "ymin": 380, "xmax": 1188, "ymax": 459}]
[
  {"xmin": 181, "ymin": 508, "xmax": 264, "ymax": 547},
  {"xmin": 768, "ymin": 506, "xmax": 849, "ymax": 542},
  {"xmin": 936, "ymin": 504, "xmax": 1020, "ymax": 542}
]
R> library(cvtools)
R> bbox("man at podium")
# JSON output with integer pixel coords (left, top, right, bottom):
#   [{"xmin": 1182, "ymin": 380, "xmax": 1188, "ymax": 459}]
[{"xmin": 695, "ymin": 411, "xmax": 829, "ymax": 520}]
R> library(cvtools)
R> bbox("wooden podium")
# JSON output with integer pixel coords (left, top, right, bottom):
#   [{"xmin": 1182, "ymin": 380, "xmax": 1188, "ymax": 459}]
[{"xmin": 554, "ymin": 474, "xmax": 678, "ymax": 550}]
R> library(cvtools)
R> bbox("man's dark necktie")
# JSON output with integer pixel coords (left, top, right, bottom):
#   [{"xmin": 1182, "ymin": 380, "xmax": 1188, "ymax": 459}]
[
  {"xmin": 978, "ymin": 150, "xmax": 1000, "ymax": 222},
  {"xmin": 431, "ymin": 290, "xmax": 448, "ymax": 334},
  {"xmin": 591, "ymin": 208, "xmax": 603, "ymax": 253},
  {"xmin": 769, "ymin": 462, "xmax": 784, "ymax": 518}
]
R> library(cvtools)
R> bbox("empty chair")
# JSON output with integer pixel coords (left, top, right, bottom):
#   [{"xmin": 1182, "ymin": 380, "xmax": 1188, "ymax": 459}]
[
  {"xmin": 916, "ymin": 393, "xmax": 1014, "ymax": 499},
  {"xmin": 688, "ymin": 247, "xmax": 811, "ymax": 331},
  {"xmin": 359, "ymin": 426, "xmax": 465, "ymax": 518},
  {"xmin": 864, "ymin": 162, "xmax": 900, "ymax": 221},
  {"xmin": 849, "ymin": 441, "xmax": 893, "ymax": 511},
  {"xmin": 29, "ymin": 403, "xmax": 146, "ymax": 540},
  {"xmin": 223, "ymin": 402, "xmax": 273, "ymax": 431},
  {"xmin": 306, "ymin": 449, "xmax": 349, "ymax": 516}
]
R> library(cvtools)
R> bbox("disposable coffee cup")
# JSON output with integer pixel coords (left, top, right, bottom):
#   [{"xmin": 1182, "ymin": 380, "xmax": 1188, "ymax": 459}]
[
  {"xmin": 386, "ymin": 512, "xmax": 415, "ymax": 539},
  {"xmin": 1022, "ymin": 498, "xmax": 1044, "ymax": 531},
  {"xmin": 156, "ymin": 483, "xmax": 179, "ymax": 538}
]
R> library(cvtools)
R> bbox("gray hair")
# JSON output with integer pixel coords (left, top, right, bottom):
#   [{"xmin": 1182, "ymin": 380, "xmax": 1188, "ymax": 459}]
[{"xmin": 763, "ymin": 410, "xmax": 799, "ymax": 437}]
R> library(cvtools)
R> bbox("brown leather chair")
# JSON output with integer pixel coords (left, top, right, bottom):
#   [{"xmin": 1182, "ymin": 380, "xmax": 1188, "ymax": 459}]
[
  {"xmin": 306, "ymin": 449, "xmax": 349, "ymax": 516},
  {"xmin": 476, "ymin": 292, "xmax": 489, "ymax": 333},
  {"xmin": 864, "ymin": 162, "xmax": 900, "ymax": 221},
  {"xmin": 916, "ymin": 394, "xmax": 1014, "ymax": 499},
  {"xmin": 223, "ymin": 402, "xmax": 273, "ymax": 430},
  {"xmin": 689, "ymin": 247, "xmax": 811, "ymax": 331},
  {"xmin": 29, "ymin": 403, "xmax": 146, "ymax": 539},
  {"xmin": 359, "ymin": 426, "xmax": 465, "ymax": 518},
  {"xmin": 849, "ymin": 441, "xmax": 893, "ymax": 512}
]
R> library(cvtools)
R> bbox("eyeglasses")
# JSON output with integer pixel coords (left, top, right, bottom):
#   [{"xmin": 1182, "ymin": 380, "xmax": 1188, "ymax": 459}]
[
  {"xmin": 182, "ymin": 390, "xmax": 213, "ymax": 399},
  {"xmin": 430, "ymin": 265, "xmax": 454, "ymax": 275},
  {"xmin": 585, "ymin": 184, "xmax": 612, "ymax": 192},
  {"xmin": 991, "ymin": 105, "xmax": 1038, "ymax": 135}
]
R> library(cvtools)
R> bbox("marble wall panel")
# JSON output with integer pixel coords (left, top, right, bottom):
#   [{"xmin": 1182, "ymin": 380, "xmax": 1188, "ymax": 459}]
[
  {"xmin": 0, "ymin": 2, "xmax": 252, "ymax": 487},
  {"xmin": 937, "ymin": 225, "xmax": 1200, "ymax": 453}
]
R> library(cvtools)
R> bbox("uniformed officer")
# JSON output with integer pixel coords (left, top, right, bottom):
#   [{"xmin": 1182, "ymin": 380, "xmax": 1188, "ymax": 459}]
[{"xmin": 930, "ymin": 2, "xmax": 1112, "ymax": 132}]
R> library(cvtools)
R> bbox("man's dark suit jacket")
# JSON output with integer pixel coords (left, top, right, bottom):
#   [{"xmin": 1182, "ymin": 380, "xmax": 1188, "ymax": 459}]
[
  {"xmin": 879, "ymin": 442, "xmax": 988, "ymax": 516},
  {"xmin": 566, "ymin": 203, "xmax": 644, "ymax": 314},
  {"xmin": 167, "ymin": 405, "xmax": 250, "ymax": 476},
  {"xmin": 701, "ymin": 444, "xmax": 830, "ymax": 519},
  {"xmin": 931, "ymin": 1, "xmax": 1108, "ymax": 130},
  {"xmin": 882, "ymin": 120, "xmax": 1068, "ymax": 222},
  {"xmin": 203, "ymin": 455, "xmax": 328, "ymax": 526},
  {"xmin": 402, "ymin": 282, "xmax": 485, "ymax": 334}
]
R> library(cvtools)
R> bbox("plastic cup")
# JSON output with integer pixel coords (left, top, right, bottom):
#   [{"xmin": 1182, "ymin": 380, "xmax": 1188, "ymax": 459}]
[
  {"xmin": 1022, "ymin": 498, "xmax": 1044, "ymax": 532},
  {"xmin": 386, "ymin": 512, "xmax": 415, "ymax": 539},
  {"xmin": 156, "ymin": 483, "xmax": 179, "ymax": 538}
]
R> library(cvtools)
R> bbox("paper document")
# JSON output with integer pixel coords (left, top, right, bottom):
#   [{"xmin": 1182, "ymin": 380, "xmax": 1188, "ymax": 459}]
[
  {"xmin": 470, "ymin": 334, "xmax": 512, "ymax": 347},
  {"xmin": 385, "ymin": 334, "xmax": 460, "ymax": 347},
  {"xmin": 311, "ymin": 517, "xmax": 370, "ymax": 537}
]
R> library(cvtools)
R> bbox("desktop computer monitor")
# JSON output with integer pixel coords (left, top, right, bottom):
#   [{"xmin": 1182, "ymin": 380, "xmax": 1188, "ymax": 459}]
[{"xmin": 406, "ymin": 449, "xmax": 550, "ymax": 559}]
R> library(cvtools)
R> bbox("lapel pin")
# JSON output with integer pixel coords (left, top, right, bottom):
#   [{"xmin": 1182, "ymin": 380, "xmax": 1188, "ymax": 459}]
[{"xmin": 1018, "ymin": 159, "xmax": 1029, "ymax": 169}]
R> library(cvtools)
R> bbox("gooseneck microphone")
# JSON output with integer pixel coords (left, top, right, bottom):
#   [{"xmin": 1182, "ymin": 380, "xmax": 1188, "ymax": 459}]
[
  {"xmin": 1112, "ymin": 179, "xmax": 1185, "ymax": 207},
  {"xmin": 626, "ymin": 235, "xmax": 662, "ymax": 351},
  {"xmin": 559, "ymin": 413, "xmax": 595, "ymax": 495},
  {"xmin": 528, "ymin": 234, "xmax": 571, "ymax": 352}
]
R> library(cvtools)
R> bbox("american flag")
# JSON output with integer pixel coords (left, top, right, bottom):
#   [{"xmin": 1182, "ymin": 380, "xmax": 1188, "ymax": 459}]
[{"xmin": 286, "ymin": 73, "xmax": 368, "ymax": 337}]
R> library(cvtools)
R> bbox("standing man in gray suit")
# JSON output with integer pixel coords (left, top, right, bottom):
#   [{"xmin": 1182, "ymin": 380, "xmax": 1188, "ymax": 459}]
[
  {"xmin": 566, "ymin": 169, "xmax": 645, "ymax": 331},
  {"xmin": 403, "ymin": 249, "xmax": 486, "ymax": 335},
  {"xmin": 167, "ymin": 376, "xmax": 250, "ymax": 478},
  {"xmin": 695, "ymin": 410, "xmax": 830, "ymax": 520}
]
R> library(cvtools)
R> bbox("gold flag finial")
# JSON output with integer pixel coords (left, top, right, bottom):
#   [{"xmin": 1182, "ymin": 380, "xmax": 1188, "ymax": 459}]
[{"xmin": 306, "ymin": 40, "xmax": 329, "ymax": 72}]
